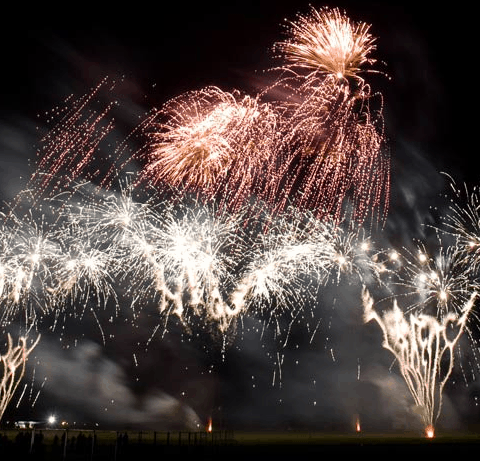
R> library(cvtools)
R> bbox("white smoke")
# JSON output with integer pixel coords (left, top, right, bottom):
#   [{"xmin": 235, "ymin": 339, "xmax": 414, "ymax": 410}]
[{"xmin": 29, "ymin": 337, "xmax": 201, "ymax": 430}]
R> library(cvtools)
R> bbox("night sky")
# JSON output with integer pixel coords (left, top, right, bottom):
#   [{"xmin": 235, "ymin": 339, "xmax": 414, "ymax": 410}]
[{"xmin": 0, "ymin": 2, "xmax": 478, "ymax": 433}]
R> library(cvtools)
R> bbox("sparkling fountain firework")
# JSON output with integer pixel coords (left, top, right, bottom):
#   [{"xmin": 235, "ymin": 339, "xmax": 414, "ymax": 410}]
[
  {"xmin": 0, "ymin": 333, "xmax": 40, "ymax": 422},
  {"xmin": 363, "ymin": 287, "xmax": 477, "ymax": 437}
]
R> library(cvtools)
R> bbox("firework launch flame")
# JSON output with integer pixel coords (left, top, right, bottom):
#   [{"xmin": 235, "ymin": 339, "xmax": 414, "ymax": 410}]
[{"xmin": 425, "ymin": 424, "xmax": 435, "ymax": 438}]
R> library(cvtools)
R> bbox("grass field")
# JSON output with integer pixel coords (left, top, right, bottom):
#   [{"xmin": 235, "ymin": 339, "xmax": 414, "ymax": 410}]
[{"xmin": 1, "ymin": 428, "xmax": 480, "ymax": 458}]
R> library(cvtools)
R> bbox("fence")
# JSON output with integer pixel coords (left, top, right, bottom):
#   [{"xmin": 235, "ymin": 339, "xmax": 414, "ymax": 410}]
[{"xmin": 0, "ymin": 428, "xmax": 237, "ymax": 459}]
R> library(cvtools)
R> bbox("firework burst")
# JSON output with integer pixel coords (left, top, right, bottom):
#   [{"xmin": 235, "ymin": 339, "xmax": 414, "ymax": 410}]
[
  {"xmin": 274, "ymin": 6, "xmax": 377, "ymax": 81},
  {"xmin": 389, "ymin": 242, "xmax": 478, "ymax": 320},
  {"xmin": 260, "ymin": 6, "xmax": 390, "ymax": 225},
  {"xmin": 140, "ymin": 86, "xmax": 281, "ymax": 212},
  {"xmin": 0, "ymin": 212, "xmax": 61, "ymax": 326},
  {"xmin": 438, "ymin": 177, "xmax": 480, "ymax": 273}
]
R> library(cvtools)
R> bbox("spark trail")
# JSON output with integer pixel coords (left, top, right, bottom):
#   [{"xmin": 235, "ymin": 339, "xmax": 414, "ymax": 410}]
[{"xmin": 0, "ymin": 333, "xmax": 40, "ymax": 422}]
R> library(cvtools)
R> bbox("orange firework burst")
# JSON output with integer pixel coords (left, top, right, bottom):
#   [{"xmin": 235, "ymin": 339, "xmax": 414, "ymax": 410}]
[
  {"xmin": 263, "ymin": 7, "xmax": 389, "ymax": 225},
  {"xmin": 274, "ymin": 6, "xmax": 377, "ymax": 81},
  {"xmin": 141, "ymin": 86, "xmax": 281, "ymax": 211}
]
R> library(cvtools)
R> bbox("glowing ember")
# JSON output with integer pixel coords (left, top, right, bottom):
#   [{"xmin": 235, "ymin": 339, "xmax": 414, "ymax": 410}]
[
  {"xmin": 206, "ymin": 417, "xmax": 213, "ymax": 432},
  {"xmin": 356, "ymin": 417, "xmax": 361, "ymax": 432},
  {"xmin": 425, "ymin": 425, "xmax": 435, "ymax": 438}
]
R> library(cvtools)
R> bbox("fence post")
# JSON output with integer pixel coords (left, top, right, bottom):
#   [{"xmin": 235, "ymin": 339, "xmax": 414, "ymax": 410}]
[
  {"xmin": 114, "ymin": 431, "xmax": 118, "ymax": 461},
  {"xmin": 90, "ymin": 430, "xmax": 95, "ymax": 461},
  {"xmin": 29, "ymin": 427, "xmax": 35, "ymax": 454},
  {"xmin": 62, "ymin": 429, "xmax": 68, "ymax": 460}
]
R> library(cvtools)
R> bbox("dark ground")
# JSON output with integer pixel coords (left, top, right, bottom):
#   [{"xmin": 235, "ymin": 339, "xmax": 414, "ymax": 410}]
[{"xmin": 2, "ymin": 429, "xmax": 480, "ymax": 459}]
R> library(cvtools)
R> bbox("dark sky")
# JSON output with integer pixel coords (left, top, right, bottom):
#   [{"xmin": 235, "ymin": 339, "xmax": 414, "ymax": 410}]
[{"xmin": 1, "ymin": 2, "xmax": 479, "ymax": 433}]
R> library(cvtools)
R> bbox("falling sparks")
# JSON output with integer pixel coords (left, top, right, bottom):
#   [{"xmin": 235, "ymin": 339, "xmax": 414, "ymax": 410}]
[
  {"xmin": 140, "ymin": 86, "xmax": 281, "ymax": 213},
  {"xmin": 262, "ymin": 6, "xmax": 390, "ymax": 225}
]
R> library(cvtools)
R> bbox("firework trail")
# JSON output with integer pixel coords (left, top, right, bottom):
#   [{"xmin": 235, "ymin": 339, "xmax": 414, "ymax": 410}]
[
  {"xmin": 0, "ymin": 333, "xmax": 40, "ymax": 422},
  {"xmin": 139, "ymin": 86, "xmax": 282, "ymax": 213},
  {"xmin": 26, "ymin": 79, "xmax": 117, "ymax": 200},
  {"xmin": 9, "ymin": 77, "xmax": 158, "ymax": 222},
  {"xmin": 363, "ymin": 288, "xmax": 477, "ymax": 437},
  {"xmin": 260, "ymin": 6, "xmax": 389, "ymax": 225}
]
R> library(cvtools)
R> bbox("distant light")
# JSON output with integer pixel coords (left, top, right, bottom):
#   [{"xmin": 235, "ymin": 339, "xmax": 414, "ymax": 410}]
[{"xmin": 48, "ymin": 415, "xmax": 56, "ymax": 425}]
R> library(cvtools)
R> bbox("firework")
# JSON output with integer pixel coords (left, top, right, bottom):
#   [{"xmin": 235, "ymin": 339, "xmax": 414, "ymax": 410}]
[
  {"xmin": 80, "ymin": 188, "xmax": 253, "ymax": 334},
  {"xmin": 47, "ymin": 228, "xmax": 118, "ymax": 318},
  {"xmin": 0, "ymin": 212, "xmax": 61, "ymax": 326},
  {"xmin": 140, "ymin": 86, "xmax": 281, "ymax": 212},
  {"xmin": 274, "ymin": 6, "xmax": 377, "ymax": 81},
  {"xmin": 363, "ymin": 288, "xmax": 477, "ymax": 436},
  {"xmin": 388, "ymin": 241, "xmax": 477, "ymax": 319},
  {"xmin": 259, "ymin": 7, "xmax": 390, "ymax": 225},
  {"xmin": 438, "ymin": 177, "xmax": 480, "ymax": 273},
  {"xmin": 231, "ymin": 207, "xmax": 323, "ymax": 319},
  {"xmin": 0, "ymin": 333, "xmax": 40, "ymax": 422},
  {"xmin": 26, "ymin": 79, "xmax": 117, "ymax": 201}
]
